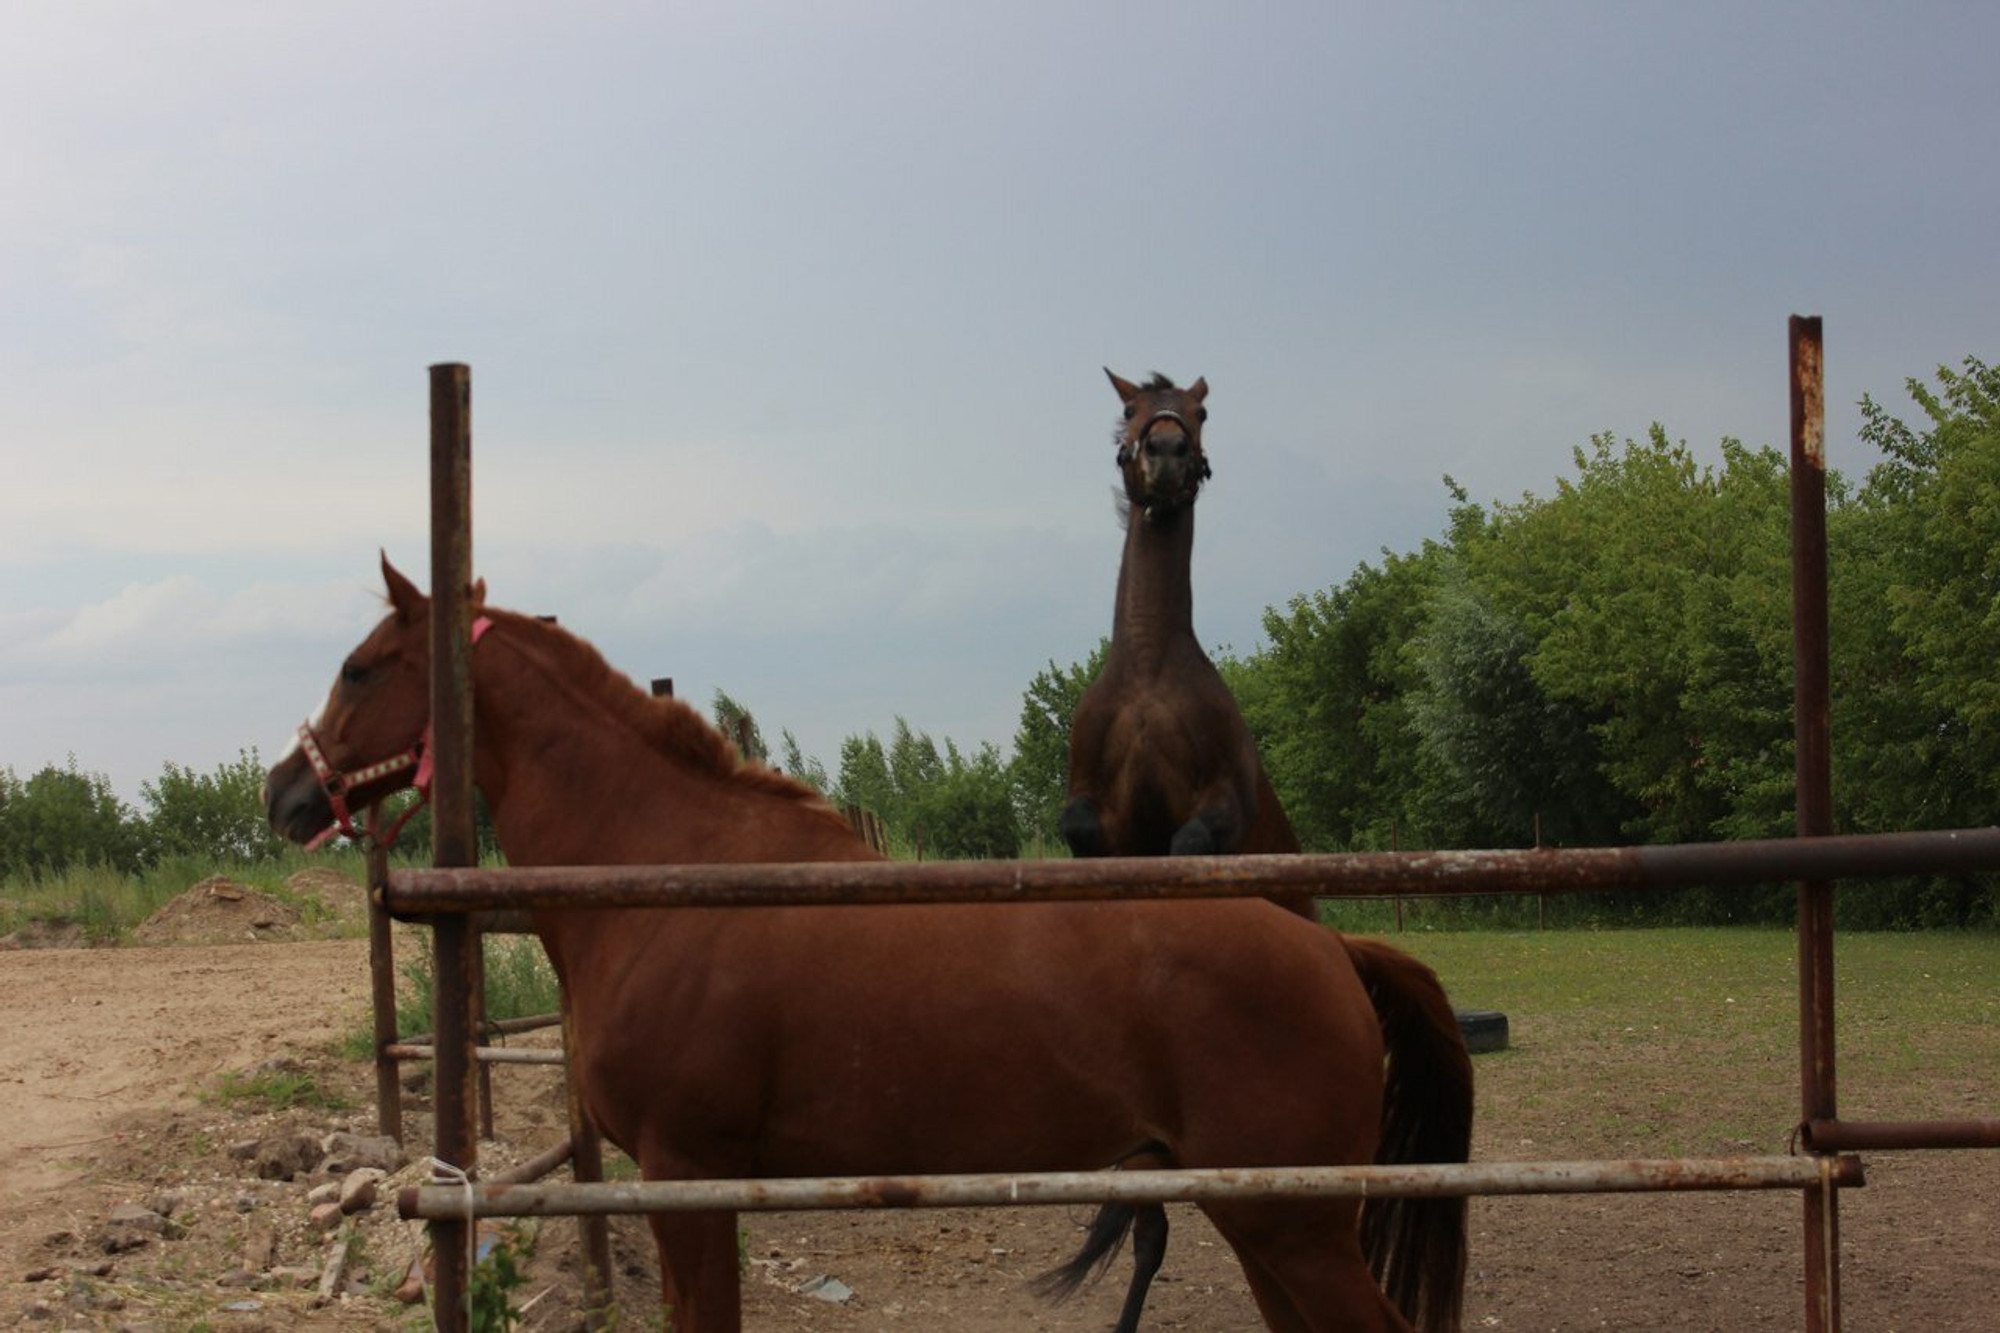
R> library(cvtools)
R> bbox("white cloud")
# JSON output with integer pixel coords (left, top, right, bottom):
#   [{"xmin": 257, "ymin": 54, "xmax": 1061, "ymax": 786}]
[{"xmin": 35, "ymin": 575, "xmax": 374, "ymax": 660}]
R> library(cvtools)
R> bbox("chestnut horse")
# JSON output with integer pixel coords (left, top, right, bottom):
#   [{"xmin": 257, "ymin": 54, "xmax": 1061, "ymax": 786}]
[
  {"xmin": 1057, "ymin": 371, "xmax": 1319, "ymax": 1329},
  {"xmin": 265, "ymin": 559, "xmax": 1470, "ymax": 1332}
]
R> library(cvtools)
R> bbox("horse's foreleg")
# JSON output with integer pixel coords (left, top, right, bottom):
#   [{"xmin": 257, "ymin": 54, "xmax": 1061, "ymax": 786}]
[
  {"xmin": 1169, "ymin": 806, "xmax": 1243, "ymax": 857},
  {"xmin": 1060, "ymin": 795, "xmax": 1106, "ymax": 857},
  {"xmin": 648, "ymin": 1210, "xmax": 742, "ymax": 1332}
]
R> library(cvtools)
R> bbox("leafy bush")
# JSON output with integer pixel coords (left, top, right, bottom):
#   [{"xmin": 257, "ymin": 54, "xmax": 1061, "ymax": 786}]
[
  {"xmin": 142, "ymin": 749, "xmax": 288, "ymax": 862},
  {"xmin": 0, "ymin": 758, "xmax": 147, "ymax": 878}
]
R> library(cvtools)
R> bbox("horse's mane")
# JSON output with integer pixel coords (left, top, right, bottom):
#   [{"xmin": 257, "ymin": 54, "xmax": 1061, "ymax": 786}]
[{"xmin": 480, "ymin": 607, "xmax": 851, "ymax": 822}]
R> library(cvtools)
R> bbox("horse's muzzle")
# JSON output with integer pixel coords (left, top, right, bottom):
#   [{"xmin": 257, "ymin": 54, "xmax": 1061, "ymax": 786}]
[{"xmin": 264, "ymin": 748, "xmax": 335, "ymax": 846}]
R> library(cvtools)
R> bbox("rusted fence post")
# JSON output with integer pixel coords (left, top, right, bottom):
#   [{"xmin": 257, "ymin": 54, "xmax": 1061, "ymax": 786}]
[
  {"xmin": 1790, "ymin": 315, "xmax": 1841, "ymax": 1332},
  {"xmin": 429, "ymin": 362, "xmax": 479, "ymax": 1333},
  {"xmin": 365, "ymin": 807, "xmax": 402, "ymax": 1143}
]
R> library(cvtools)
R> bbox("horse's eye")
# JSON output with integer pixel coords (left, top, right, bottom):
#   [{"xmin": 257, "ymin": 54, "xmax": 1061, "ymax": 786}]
[
  {"xmin": 341, "ymin": 661, "xmax": 368, "ymax": 686},
  {"xmin": 1123, "ymin": 404, "xmax": 1137, "ymax": 421},
  {"xmin": 1196, "ymin": 407, "xmax": 1208, "ymax": 423}
]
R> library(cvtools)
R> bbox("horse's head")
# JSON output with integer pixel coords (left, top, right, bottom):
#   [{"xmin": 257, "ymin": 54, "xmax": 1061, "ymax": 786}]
[
  {"xmin": 263, "ymin": 555, "xmax": 465, "ymax": 847},
  {"xmin": 1106, "ymin": 369, "xmax": 1211, "ymax": 520}
]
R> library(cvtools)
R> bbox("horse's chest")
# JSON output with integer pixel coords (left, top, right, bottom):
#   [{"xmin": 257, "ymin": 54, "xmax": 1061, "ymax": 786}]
[{"xmin": 1104, "ymin": 696, "xmax": 1224, "ymax": 786}]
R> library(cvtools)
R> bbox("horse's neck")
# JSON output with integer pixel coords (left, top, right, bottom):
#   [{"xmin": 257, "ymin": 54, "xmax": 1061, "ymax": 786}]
[
  {"xmin": 1110, "ymin": 507, "xmax": 1198, "ymax": 663},
  {"xmin": 468, "ymin": 637, "xmax": 856, "ymax": 869}
]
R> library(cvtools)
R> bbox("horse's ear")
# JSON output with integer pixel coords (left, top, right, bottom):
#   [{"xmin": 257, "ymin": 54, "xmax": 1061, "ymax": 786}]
[
  {"xmin": 381, "ymin": 553, "xmax": 427, "ymax": 623},
  {"xmin": 1188, "ymin": 376, "xmax": 1208, "ymax": 404},
  {"xmin": 471, "ymin": 577, "xmax": 488, "ymax": 608},
  {"xmin": 1105, "ymin": 368, "xmax": 1142, "ymax": 404}
]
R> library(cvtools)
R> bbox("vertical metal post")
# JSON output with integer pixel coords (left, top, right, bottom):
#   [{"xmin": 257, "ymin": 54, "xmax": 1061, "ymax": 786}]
[
  {"xmin": 429, "ymin": 362, "xmax": 478, "ymax": 1333},
  {"xmin": 1789, "ymin": 316, "xmax": 1840, "ymax": 1331},
  {"xmin": 365, "ymin": 805, "xmax": 403, "ymax": 1144},
  {"xmin": 1391, "ymin": 821, "xmax": 1404, "ymax": 931},
  {"xmin": 471, "ymin": 930, "xmax": 495, "ymax": 1143}
]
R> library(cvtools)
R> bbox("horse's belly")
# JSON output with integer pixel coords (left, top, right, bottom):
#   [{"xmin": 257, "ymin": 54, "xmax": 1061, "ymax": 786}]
[{"xmin": 574, "ymin": 902, "xmax": 1379, "ymax": 1182}]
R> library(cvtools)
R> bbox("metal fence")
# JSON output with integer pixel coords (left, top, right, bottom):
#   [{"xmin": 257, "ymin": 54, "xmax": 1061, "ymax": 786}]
[{"xmin": 389, "ymin": 325, "xmax": 1997, "ymax": 1332}]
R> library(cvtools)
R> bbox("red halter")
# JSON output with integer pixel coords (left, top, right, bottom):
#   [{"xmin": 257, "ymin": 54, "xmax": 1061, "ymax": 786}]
[{"xmin": 299, "ymin": 616, "xmax": 493, "ymax": 850}]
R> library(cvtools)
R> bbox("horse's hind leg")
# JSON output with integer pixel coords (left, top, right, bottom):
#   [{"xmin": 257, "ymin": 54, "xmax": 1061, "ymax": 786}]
[
  {"xmin": 1201, "ymin": 1200, "xmax": 1407, "ymax": 1333},
  {"xmin": 647, "ymin": 1209, "xmax": 742, "ymax": 1331},
  {"xmin": 1112, "ymin": 1203, "xmax": 1168, "ymax": 1333}
]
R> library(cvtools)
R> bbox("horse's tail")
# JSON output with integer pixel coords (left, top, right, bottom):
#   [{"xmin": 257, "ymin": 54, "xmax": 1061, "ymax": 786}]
[
  {"xmin": 1029, "ymin": 1200, "xmax": 1134, "ymax": 1302},
  {"xmin": 1344, "ymin": 935, "xmax": 1473, "ymax": 1333}
]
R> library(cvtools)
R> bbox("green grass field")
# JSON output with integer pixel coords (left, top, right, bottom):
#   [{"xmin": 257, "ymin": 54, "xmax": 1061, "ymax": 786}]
[{"xmin": 1385, "ymin": 927, "xmax": 1998, "ymax": 1157}]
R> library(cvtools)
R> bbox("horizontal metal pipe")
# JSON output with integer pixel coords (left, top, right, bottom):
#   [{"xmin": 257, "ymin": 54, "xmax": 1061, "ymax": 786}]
[
  {"xmin": 1803, "ymin": 1118, "xmax": 2000, "ymax": 1152},
  {"xmin": 398, "ymin": 1156, "xmax": 1864, "ymax": 1221},
  {"xmin": 396, "ymin": 1012, "xmax": 562, "ymax": 1048},
  {"xmin": 482, "ymin": 1012, "xmax": 563, "ymax": 1036},
  {"xmin": 385, "ymin": 1042, "xmax": 566, "ymax": 1066},
  {"xmin": 489, "ymin": 1136, "xmax": 576, "ymax": 1187},
  {"xmin": 382, "ymin": 828, "xmax": 2000, "ymax": 914}
]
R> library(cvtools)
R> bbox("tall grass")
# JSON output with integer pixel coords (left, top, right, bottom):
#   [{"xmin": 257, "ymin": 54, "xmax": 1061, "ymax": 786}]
[
  {"xmin": 369, "ymin": 934, "xmax": 565, "ymax": 1052},
  {"xmin": 0, "ymin": 845, "xmax": 379, "ymax": 942}
]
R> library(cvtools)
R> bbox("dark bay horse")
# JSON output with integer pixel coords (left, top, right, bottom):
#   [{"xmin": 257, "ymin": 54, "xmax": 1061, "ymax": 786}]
[
  {"xmin": 264, "ymin": 558, "xmax": 1470, "ymax": 1332},
  {"xmin": 1063, "ymin": 371, "xmax": 1306, "ymax": 882},
  {"xmin": 1058, "ymin": 370, "xmax": 1321, "ymax": 1329}
]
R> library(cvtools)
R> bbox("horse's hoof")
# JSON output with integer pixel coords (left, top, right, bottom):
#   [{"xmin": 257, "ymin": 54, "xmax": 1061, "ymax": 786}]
[{"xmin": 1060, "ymin": 800, "xmax": 1104, "ymax": 857}]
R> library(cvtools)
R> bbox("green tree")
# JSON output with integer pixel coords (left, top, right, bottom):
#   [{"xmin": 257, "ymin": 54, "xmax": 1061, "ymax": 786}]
[
  {"xmin": 1828, "ymin": 356, "xmax": 2000, "ymax": 925},
  {"xmin": 833, "ymin": 731, "xmax": 895, "ymax": 823},
  {"xmin": 1407, "ymin": 568, "xmax": 1622, "ymax": 847},
  {"xmin": 886, "ymin": 718, "xmax": 944, "ymax": 816},
  {"xmin": 832, "ymin": 720, "xmax": 1018, "ymax": 858},
  {"xmin": 1007, "ymin": 640, "xmax": 1107, "ymax": 846},
  {"xmin": 1467, "ymin": 428, "xmax": 1796, "ymax": 845},
  {"xmin": 912, "ymin": 740, "xmax": 1020, "ymax": 859},
  {"xmin": 0, "ymin": 758, "xmax": 147, "ymax": 877},
  {"xmin": 777, "ymin": 728, "xmax": 831, "ymax": 793},
  {"xmin": 141, "ymin": 749, "xmax": 287, "ymax": 862},
  {"xmin": 710, "ymin": 690, "xmax": 768, "ymax": 764},
  {"xmin": 1240, "ymin": 542, "xmax": 1449, "ymax": 850}
]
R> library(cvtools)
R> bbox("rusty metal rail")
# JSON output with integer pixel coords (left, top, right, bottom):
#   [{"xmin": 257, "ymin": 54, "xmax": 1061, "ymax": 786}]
[
  {"xmin": 385, "ymin": 1042, "xmax": 567, "ymax": 1066},
  {"xmin": 400, "ymin": 1155, "xmax": 1865, "ymax": 1220},
  {"xmin": 382, "ymin": 827, "xmax": 2000, "ymax": 914},
  {"xmin": 1803, "ymin": 1118, "xmax": 2000, "ymax": 1152}
]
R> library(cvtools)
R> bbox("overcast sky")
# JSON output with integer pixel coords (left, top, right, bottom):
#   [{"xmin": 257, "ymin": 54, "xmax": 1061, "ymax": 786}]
[{"xmin": 4, "ymin": 2, "xmax": 1995, "ymax": 804}]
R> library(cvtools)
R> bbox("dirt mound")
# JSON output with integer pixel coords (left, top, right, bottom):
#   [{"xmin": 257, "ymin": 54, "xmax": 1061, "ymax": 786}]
[
  {"xmin": 285, "ymin": 866, "xmax": 369, "ymax": 927},
  {"xmin": 133, "ymin": 876, "xmax": 305, "ymax": 945}
]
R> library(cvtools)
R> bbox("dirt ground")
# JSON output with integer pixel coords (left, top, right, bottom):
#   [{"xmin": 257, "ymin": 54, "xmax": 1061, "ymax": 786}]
[{"xmin": 1, "ymin": 886, "xmax": 1994, "ymax": 1330}]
